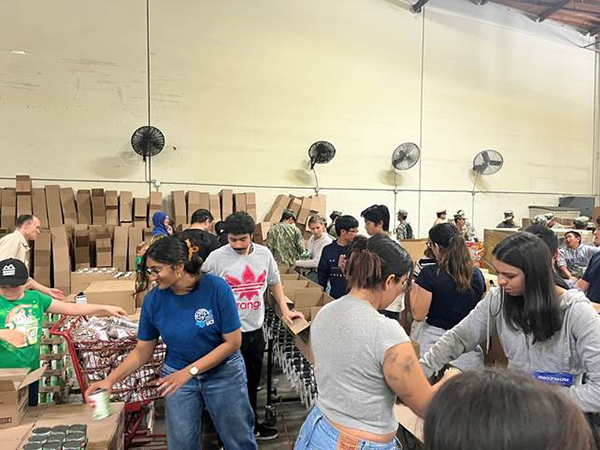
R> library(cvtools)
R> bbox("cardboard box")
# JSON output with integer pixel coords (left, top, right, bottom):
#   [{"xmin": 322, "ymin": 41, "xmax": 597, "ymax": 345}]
[
  {"xmin": 33, "ymin": 231, "xmax": 51, "ymax": 287},
  {"xmin": 264, "ymin": 194, "xmax": 289, "ymax": 223},
  {"xmin": 96, "ymin": 227, "xmax": 112, "ymax": 268},
  {"xmin": 297, "ymin": 197, "xmax": 312, "ymax": 225},
  {"xmin": 253, "ymin": 222, "xmax": 271, "ymax": 245},
  {"xmin": 73, "ymin": 225, "xmax": 91, "ymax": 269},
  {"xmin": 133, "ymin": 197, "xmax": 148, "ymax": 228},
  {"xmin": 91, "ymin": 189, "xmax": 106, "ymax": 225},
  {"xmin": 288, "ymin": 197, "xmax": 302, "ymax": 216},
  {"xmin": 16, "ymin": 194, "xmax": 32, "ymax": 217},
  {"xmin": 399, "ymin": 239, "xmax": 428, "ymax": 263},
  {"xmin": 245, "ymin": 192, "xmax": 257, "ymax": 221},
  {"xmin": 0, "ymin": 367, "xmax": 45, "ymax": 429},
  {"xmin": 1, "ymin": 189, "xmax": 16, "ymax": 230},
  {"xmin": 128, "ymin": 227, "xmax": 144, "ymax": 270},
  {"xmin": 483, "ymin": 229, "xmax": 520, "ymax": 273},
  {"xmin": 59, "ymin": 188, "xmax": 78, "ymax": 226},
  {"xmin": 220, "ymin": 189, "xmax": 234, "ymax": 219},
  {"xmin": 15, "ymin": 175, "xmax": 31, "ymax": 195},
  {"xmin": 70, "ymin": 267, "xmax": 118, "ymax": 294},
  {"xmin": 105, "ymin": 190, "xmax": 119, "ymax": 225},
  {"xmin": 234, "ymin": 193, "xmax": 247, "ymax": 213},
  {"xmin": 113, "ymin": 226, "xmax": 128, "ymax": 271},
  {"xmin": 143, "ymin": 228, "xmax": 153, "ymax": 243},
  {"xmin": 187, "ymin": 191, "xmax": 205, "ymax": 222},
  {"xmin": 0, "ymin": 402, "xmax": 125, "ymax": 450},
  {"xmin": 172, "ymin": 190, "xmax": 186, "ymax": 226},
  {"xmin": 50, "ymin": 227, "xmax": 70, "ymax": 293},
  {"xmin": 76, "ymin": 190, "xmax": 92, "ymax": 225},
  {"xmin": 148, "ymin": 192, "xmax": 163, "ymax": 224},
  {"xmin": 31, "ymin": 188, "xmax": 49, "ymax": 229},
  {"xmin": 208, "ymin": 194, "xmax": 221, "ymax": 222},
  {"xmin": 119, "ymin": 191, "xmax": 133, "ymax": 223},
  {"xmin": 84, "ymin": 279, "xmax": 136, "ymax": 314},
  {"xmin": 309, "ymin": 194, "xmax": 326, "ymax": 215}
]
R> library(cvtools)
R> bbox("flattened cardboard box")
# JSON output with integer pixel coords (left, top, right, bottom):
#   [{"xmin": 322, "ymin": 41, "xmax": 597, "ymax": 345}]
[
  {"xmin": 2, "ymin": 188, "xmax": 16, "ymax": 230},
  {"xmin": 209, "ymin": 194, "xmax": 221, "ymax": 221},
  {"xmin": 96, "ymin": 236, "xmax": 112, "ymax": 268},
  {"xmin": 34, "ymin": 231, "xmax": 51, "ymax": 287},
  {"xmin": 59, "ymin": 188, "xmax": 78, "ymax": 226},
  {"xmin": 234, "ymin": 193, "xmax": 246, "ymax": 213},
  {"xmin": 148, "ymin": 192, "xmax": 163, "ymax": 224},
  {"xmin": 15, "ymin": 175, "xmax": 31, "ymax": 195},
  {"xmin": 16, "ymin": 194, "xmax": 32, "ymax": 217},
  {"xmin": 0, "ymin": 367, "xmax": 45, "ymax": 429},
  {"xmin": 45, "ymin": 186, "xmax": 63, "ymax": 228},
  {"xmin": 264, "ymin": 194, "xmax": 289, "ymax": 223},
  {"xmin": 128, "ymin": 227, "xmax": 144, "ymax": 270},
  {"xmin": 253, "ymin": 222, "xmax": 271, "ymax": 245},
  {"xmin": 91, "ymin": 188, "xmax": 106, "ymax": 225},
  {"xmin": 105, "ymin": 190, "xmax": 119, "ymax": 226},
  {"xmin": 219, "ymin": 189, "xmax": 233, "ymax": 219},
  {"xmin": 187, "ymin": 191, "xmax": 208, "ymax": 222},
  {"xmin": 73, "ymin": 225, "xmax": 91, "ymax": 269},
  {"xmin": 245, "ymin": 192, "xmax": 257, "ymax": 221},
  {"xmin": 133, "ymin": 197, "xmax": 148, "ymax": 228},
  {"xmin": 76, "ymin": 190, "xmax": 92, "ymax": 225},
  {"xmin": 119, "ymin": 191, "xmax": 133, "ymax": 223},
  {"xmin": 31, "ymin": 188, "xmax": 49, "ymax": 229},
  {"xmin": 113, "ymin": 226, "xmax": 128, "ymax": 271},
  {"xmin": 297, "ymin": 197, "xmax": 311, "ymax": 225},
  {"xmin": 288, "ymin": 197, "xmax": 302, "ymax": 216},
  {"xmin": 84, "ymin": 279, "xmax": 136, "ymax": 314},
  {"xmin": 50, "ymin": 226, "xmax": 70, "ymax": 294},
  {"xmin": 172, "ymin": 190, "xmax": 187, "ymax": 226}
]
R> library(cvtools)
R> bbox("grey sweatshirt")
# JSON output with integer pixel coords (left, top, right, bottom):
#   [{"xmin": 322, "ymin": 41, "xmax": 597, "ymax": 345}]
[{"xmin": 420, "ymin": 287, "xmax": 600, "ymax": 412}]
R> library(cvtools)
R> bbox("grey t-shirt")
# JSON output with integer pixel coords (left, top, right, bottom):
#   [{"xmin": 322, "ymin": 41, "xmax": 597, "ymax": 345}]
[
  {"xmin": 312, "ymin": 295, "xmax": 410, "ymax": 435},
  {"xmin": 557, "ymin": 245, "xmax": 600, "ymax": 274},
  {"xmin": 202, "ymin": 243, "xmax": 281, "ymax": 332}
]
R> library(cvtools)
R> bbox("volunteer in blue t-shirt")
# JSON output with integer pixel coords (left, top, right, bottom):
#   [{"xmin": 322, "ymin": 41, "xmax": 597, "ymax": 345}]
[{"xmin": 85, "ymin": 236, "xmax": 257, "ymax": 450}]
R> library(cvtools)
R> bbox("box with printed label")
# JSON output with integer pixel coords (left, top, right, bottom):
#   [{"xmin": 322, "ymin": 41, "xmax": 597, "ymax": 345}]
[{"xmin": 0, "ymin": 367, "xmax": 45, "ymax": 429}]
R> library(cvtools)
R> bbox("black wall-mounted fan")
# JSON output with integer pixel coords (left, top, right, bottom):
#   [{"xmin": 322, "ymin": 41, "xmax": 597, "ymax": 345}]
[
  {"xmin": 131, "ymin": 126, "xmax": 165, "ymax": 161},
  {"xmin": 308, "ymin": 141, "xmax": 336, "ymax": 169},
  {"xmin": 392, "ymin": 143, "xmax": 421, "ymax": 171}
]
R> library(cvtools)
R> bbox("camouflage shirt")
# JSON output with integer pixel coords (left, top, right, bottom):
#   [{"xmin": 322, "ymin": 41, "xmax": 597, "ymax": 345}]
[
  {"xmin": 459, "ymin": 222, "xmax": 477, "ymax": 242},
  {"xmin": 395, "ymin": 220, "xmax": 414, "ymax": 240},
  {"xmin": 327, "ymin": 223, "xmax": 338, "ymax": 239},
  {"xmin": 265, "ymin": 223, "xmax": 307, "ymax": 267}
]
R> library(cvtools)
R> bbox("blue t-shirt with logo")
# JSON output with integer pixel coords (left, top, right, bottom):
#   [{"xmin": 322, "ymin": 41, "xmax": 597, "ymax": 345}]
[{"xmin": 138, "ymin": 273, "xmax": 241, "ymax": 370}]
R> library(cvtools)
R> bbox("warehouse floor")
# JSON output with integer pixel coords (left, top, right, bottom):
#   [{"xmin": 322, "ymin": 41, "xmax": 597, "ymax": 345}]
[{"xmin": 146, "ymin": 361, "xmax": 308, "ymax": 449}]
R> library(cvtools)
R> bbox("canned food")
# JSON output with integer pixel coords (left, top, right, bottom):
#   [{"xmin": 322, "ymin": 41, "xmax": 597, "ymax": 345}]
[
  {"xmin": 50, "ymin": 376, "xmax": 59, "ymax": 387},
  {"xmin": 89, "ymin": 388, "xmax": 113, "ymax": 420},
  {"xmin": 42, "ymin": 328, "xmax": 50, "ymax": 338},
  {"xmin": 66, "ymin": 430, "xmax": 86, "ymax": 440},
  {"xmin": 43, "ymin": 443, "xmax": 62, "ymax": 450},
  {"xmin": 27, "ymin": 434, "xmax": 47, "ymax": 443},
  {"xmin": 68, "ymin": 424, "xmax": 87, "ymax": 433},
  {"xmin": 40, "ymin": 344, "xmax": 50, "ymax": 355},
  {"xmin": 51, "ymin": 425, "xmax": 69, "ymax": 433},
  {"xmin": 50, "ymin": 359, "xmax": 57, "ymax": 370},
  {"xmin": 32, "ymin": 427, "xmax": 52, "ymax": 436},
  {"xmin": 37, "ymin": 392, "xmax": 48, "ymax": 404},
  {"xmin": 63, "ymin": 441, "xmax": 83, "ymax": 450},
  {"xmin": 22, "ymin": 443, "xmax": 43, "ymax": 450},
  {"xmin": 46, "ymin": 435, "xmax": 64, "ymax": 443}
]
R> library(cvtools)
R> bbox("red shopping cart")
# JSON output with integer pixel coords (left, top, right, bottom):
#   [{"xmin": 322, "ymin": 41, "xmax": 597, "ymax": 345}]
[{"xmin": 51, "ymin": 315, "xmax": 167, "ymax": 448}]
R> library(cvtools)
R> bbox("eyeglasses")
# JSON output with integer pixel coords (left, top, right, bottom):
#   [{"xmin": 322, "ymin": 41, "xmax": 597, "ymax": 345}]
[{"xmin": 145, "ymin": 265, "xmax": 172, "ymax": 277}]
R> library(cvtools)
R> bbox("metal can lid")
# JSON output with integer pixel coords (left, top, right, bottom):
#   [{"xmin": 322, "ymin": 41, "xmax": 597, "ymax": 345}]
[
  {"xmin": 32, "ymin": 427, "xmax": 52, "ymax": 435},
  {"xmin": 68, "ymin": 424, "xmax": 87, "ymax": 432},
  {"xmin": 23, "ymin": 443, "xmax": 44, "ymax": 450}
]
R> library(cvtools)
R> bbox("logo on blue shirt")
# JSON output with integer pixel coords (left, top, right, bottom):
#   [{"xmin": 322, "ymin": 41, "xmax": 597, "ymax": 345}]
[{"xmin": 194, "ymin": 308, "xmax": 215, "ymax": 329}]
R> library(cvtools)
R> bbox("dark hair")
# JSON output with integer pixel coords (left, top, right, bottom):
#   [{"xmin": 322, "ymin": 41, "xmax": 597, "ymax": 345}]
[
  {"xmin": 493, "ymin": 232, "xmax": 563, "ymax": 342},
  {"xmin": 429, "ymin": 223, "xmax": 473, "ymax": 292},
  {"xmin": 345, "ymin": 234, "xmax": 412, "ymax": 290},
  {"xmin": 280, "ymin": 210, "xmax": 296, "ymax": 222},
  {"xmin": 135, "ymin": 236, "xmax": 203, "ymax": 294},
  {"xmin": 16, "ymin": 215, "xmax": 34, "ymax": 228},
  {"xmin": 524, "ymin": 224, "xmax": 559, "ymax": 255},
  {"xmin": 330, "ymin": 211, "xmax": 341, "ymax": 221},
  {"xmin": 214, "ymin": 221, "xmax": 226, "ymax": 236},
  {"xmin": 224, "ymin": 212, "xmax": 255, "ymax": 235},
  {"xmin": 564, "ymin": 231, "xmax": 582, "ymax": 244},
  {"xmin": 360, "ymin": 205, "xmax": 390, "ymax": 231},
  {"xmin": 424, "ymin": 368, "xmax": 594, "ymax": 450},
  {"xmin": 335, "ymin": 215, "xmax": 359, "ymax": 236},
  {"xmin": 436, "ymin": 211, "xmax": 445, "ymax": 218},
  {"xmin": 177, "ymin": 229, "xmax": 213, "ymax": 261},
  {"xmin": 190, "ymin": 209, "xmax": 213, "ymax": 225}
]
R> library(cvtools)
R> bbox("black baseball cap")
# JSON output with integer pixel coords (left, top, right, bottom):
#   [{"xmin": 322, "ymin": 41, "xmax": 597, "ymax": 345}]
[{"xmin": 0, "ymin": 258, "xmax": 29, "ymax": 287}]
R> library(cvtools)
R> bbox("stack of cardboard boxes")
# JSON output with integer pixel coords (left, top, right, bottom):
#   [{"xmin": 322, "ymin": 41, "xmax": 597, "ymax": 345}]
[{"xmin": 15, "ymin": 175, "xmax": 32, "ymax": 218}]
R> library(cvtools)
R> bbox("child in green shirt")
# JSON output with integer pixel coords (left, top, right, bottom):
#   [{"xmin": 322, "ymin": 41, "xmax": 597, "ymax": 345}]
[{"xmin": 0, "ymin": 258, "xmax": 128, "ymax": 406}]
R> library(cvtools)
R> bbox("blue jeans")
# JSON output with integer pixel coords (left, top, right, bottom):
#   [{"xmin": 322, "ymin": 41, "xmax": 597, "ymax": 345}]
[
  {"xmin": 162, "ymin": 351, "xmax": 257, "ymax": 450},
  {"xmin": 295, "ymin": 405, "xmax": 401, "ymax": 449}
]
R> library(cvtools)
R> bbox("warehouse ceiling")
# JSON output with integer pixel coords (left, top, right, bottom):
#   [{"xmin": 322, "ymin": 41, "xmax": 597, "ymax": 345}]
[{"xmin": 486, "ymin": 1, "xmax": 600, "ymax": 35}]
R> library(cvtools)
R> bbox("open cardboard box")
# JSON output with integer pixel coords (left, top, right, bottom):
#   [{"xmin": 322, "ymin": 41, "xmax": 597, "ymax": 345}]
[
  {"xmin": 70, "ymin": 267, "xmax": 119, "ymax": 293},
  {"xmin": 0, "ymin": 367, "xmax": 45, "ymax": 429},
  {"xmin": 282, "ymin": 278, "xmax": 321, "ymax": 292}
]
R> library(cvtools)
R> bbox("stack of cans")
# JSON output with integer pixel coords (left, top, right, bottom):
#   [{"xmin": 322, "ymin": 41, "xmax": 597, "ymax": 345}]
[
  {"xmin": 264, "ymin": 308, "xmax": 318, "ymax": 410},
  {"xmin": 24, "ymin": 424, "xmax": 88, "ymax": 449}
]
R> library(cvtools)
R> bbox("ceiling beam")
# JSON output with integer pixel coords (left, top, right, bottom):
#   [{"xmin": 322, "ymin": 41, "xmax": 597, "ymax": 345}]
[
  {"xmin": 537, "ymin": 0, "xmax": 571, "ymax": 22},
  {"xmin": 411, "ymin": 0, "xmax": 431, "ymax": 13}
]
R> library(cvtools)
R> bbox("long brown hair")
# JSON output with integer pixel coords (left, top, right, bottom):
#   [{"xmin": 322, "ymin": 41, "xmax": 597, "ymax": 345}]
[
  {"xmin": 429, "ymin": 223, "xmax": 473, "ymax": 292},
  {"xmin": 345, "ymin": 234, "xmax": 412, "ymax": 290}
]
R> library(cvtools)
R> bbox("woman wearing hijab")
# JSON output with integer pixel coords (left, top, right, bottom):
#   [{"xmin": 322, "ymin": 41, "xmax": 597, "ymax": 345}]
[{"xmin": 152, "ymin": 211, "xmax": 173, "ymax": 237}]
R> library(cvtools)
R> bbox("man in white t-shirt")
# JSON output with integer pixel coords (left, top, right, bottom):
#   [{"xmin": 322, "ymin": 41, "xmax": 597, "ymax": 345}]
[{"xmin": 203, "ymin": 212, "xmax": 302, "ymax": 441}]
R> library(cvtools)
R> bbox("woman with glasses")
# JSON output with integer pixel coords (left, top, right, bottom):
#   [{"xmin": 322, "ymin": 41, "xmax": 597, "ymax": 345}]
[
  {"xmin": 410, "ymin": 223, "xmax": 485, "ymax": 371},
  {"xmin": 85, "ymin": 235, "xmax": 257, "ymax": 450},
  {"xmin": 296, "ymin": 235, "xmax": 455, "ymax": 450}
]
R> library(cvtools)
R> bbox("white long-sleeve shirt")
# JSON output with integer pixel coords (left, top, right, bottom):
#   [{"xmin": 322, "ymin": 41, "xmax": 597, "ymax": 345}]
[{"xmin": 295, "ymin": 234, "xmax": 333, "ymax": 269}]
